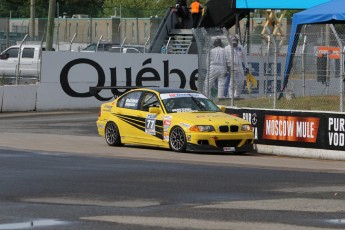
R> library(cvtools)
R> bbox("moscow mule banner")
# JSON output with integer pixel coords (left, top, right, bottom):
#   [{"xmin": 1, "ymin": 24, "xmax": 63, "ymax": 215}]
[{"xmin": 225, "ymin": 108, "xmax": 344, "ymax": 151}]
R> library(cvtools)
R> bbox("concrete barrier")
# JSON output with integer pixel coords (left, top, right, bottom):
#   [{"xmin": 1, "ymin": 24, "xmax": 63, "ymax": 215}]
[
  {"xmin": 36, "ymin": 82, "xmax": 104, "ymax": 111},
  {"xmin": 1, "ymin": 84, "xmax": 37, "ymax": 112},
  {"xmin": 0, "ymin": 86, "xmax": 3, "ymax": 112},
  {"xmin": 256, "ymin": 145, "xmax": 345, "ymax": 161}
]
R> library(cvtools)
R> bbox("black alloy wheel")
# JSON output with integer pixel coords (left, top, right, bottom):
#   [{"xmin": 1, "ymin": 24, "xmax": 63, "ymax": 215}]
[
  {"xmin": 105, "ymin": 122, "xmax": 122, "ymax": 146},
  {"xmin": 169, "ymin": 126, "xmax": 187, "ymax": 152}
]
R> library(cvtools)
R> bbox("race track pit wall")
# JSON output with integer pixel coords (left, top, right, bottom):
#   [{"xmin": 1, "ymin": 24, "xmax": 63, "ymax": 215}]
[
  {"xmin": 0, "ymin": 86, "xmax": 4, "ymax": 112},
  {"xmin": 1, "ymin": 85, "xmax": 37, "ymax": 112},
  {"xmin": 225, "ymin": 107, "xmax": 345, "ymax": 160}
]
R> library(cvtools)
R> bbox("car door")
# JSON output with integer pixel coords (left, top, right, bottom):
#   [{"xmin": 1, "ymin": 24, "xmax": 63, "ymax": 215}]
[
  {"xmin": 115, "ymin": 91, "xmax": 147, "ymax": 144},
  {"xmin": 137, "ymin": 92, "xmax": 165, "ymax": 146},
  {"xmin": 0, "ymin": 47, "xmax": 19, "ymax": 77},
  {"xmin": 20, "ymin": 47, "xmax": 38, "ymax": 77}
]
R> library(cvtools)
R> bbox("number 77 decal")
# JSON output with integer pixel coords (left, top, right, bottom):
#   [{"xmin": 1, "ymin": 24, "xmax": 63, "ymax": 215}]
[{"xmin": 145, "ymin": 114, "xmax": 157, "ymax": 135}]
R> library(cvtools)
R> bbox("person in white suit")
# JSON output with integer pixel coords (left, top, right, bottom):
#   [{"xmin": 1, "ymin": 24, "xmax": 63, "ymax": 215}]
[
  {"xmin": 204, "ymin": 38, "xmax": 227, "ymax": 99},
  {"xmin": 225, "ymin": 36, "xmax": 249, "ymax": 99}
]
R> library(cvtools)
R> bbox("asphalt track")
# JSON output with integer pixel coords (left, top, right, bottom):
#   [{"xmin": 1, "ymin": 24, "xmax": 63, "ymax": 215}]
[
  {"xmin": 1, "ymin": 110, "xmax": 345, "ymax": 230},
  {"xmin": 0, "ymin": 109, "xmax": 345, "ymax": 173}
]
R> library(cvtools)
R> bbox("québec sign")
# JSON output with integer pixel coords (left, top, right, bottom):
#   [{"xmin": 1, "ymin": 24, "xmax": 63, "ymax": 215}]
[
  {"xmin": 59, "ymin": 57, "xmax": 198, "ymax": 101},
  {"xmin": 39, "ymin": 52, "xmax": 198, "ymax": 110}
]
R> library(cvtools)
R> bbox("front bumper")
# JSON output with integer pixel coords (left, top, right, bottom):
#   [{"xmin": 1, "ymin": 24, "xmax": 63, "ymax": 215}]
[
  {"xmin": 186, "ymin": 141, "xmax": 253, "ymax": 153},
  {"xmin": 185, "ymin": 132, "xmax": 254, "ymax": 153}
]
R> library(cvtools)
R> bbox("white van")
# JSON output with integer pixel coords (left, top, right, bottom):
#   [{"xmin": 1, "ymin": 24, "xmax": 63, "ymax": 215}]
[{"xmin": 0, "ymin": 44, "xmax": 44, "ymax": 79}]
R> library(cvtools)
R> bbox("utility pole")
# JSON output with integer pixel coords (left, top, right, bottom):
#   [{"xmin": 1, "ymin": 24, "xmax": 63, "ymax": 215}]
[
  {"xmin": 30, "ymin": 0, "xmax": 35, "ymax": 40},
  {"xmin": 46, "ymin": 0, "xmax": 56, "ymax": 50}
]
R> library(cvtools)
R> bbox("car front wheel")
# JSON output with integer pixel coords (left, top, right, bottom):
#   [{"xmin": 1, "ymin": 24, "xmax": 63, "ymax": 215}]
[
  {"xmin": 169, "ymin": 126, "xmax": 187, "ymax": 152},
  {"xmin": 105, "ymin": 122, "xmax": 122, "ymax": 146}
]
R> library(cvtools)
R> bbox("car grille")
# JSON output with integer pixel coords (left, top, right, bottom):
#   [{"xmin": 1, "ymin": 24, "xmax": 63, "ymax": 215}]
[
  {"xmin": 219, "ymin": 125, "xmax": 239, "ymax": 132},
  {"xmin": 216, "ymin": 140, "xmax": 241, "ymax": 148}
]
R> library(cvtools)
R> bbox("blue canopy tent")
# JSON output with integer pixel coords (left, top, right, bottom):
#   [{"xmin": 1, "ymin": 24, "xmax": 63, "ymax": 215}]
[
  {"xmin": 281, "ymin": 0, "xmax": 345, "ymax": 99},
  {"xmin": 236, "ymin": 0, "xmax": 330, "ymax": 9}
]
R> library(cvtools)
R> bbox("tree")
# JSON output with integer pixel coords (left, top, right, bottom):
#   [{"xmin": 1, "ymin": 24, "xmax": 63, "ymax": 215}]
[
  {"xmin": 101, "ymin": 0, "xmax": 174, "ymax": 18},
  {"xmin": 101, "ymin": 0, "xmax": 207, "ymax": 18},
  {"xmin": 0, "ymin": 0, "xmax": 34, "ymax": 18},
  {"xmin": 0, "ymin": 0, "xmax": 208, "ymax": 18},
  {"xmin": 0, "ymin": 0, "xmax": 104, "ymax": 18},
  {"xmin": 285, "ymin": 10, "xmax": 302, "ymax": 19},
  {"xmin": 57, "ymin": 0, "xmax": 104, "ymax": 18}
]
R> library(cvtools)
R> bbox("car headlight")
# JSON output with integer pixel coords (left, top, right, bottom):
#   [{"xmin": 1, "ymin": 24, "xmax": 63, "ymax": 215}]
[
  {"xmin": 241, "ymin": 124, "xmax": 252, "ymax": 131},
  {"xmin": 190, "ymin": 125, "xmax": 215, "ymax": 132}
]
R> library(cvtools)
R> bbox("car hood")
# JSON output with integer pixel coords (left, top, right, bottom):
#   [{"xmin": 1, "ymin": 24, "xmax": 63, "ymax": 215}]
[{"xmin": 171, "ymin": 112, "xmax": 247, "ymax": 126}]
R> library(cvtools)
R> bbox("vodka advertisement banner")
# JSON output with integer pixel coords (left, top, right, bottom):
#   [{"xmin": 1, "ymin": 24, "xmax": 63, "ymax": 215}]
[{"xmin": 226, "ymin": 108, "xmax": 344, "ymax": 151}]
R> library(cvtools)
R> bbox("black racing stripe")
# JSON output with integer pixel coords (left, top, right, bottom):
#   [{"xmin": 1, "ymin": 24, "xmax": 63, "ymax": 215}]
[
  {"xmin": 155, "ymin": 120, "xmax": 164, "ymax": 140},
  {"xmin": 117, "ymin": 114, "xmax": 146, "ymax": 123},
  {"xmin": 114, "ymin": 113, "xmax": 164, "ymax": 140},
  {"xmin": 154, "ymin": 120, "xmax": 164, "ymax": 140},
  {"xmin": 116, "ymin": 116, "xmax": 146, "ymax": 132},
  {"xmin": 156, "ymin": 120, "xmax": 163, "ymax": 126},
  {"xmin": 117, "ymin": 115, "xmax": 146, "ymax": 129},
  {"xmin": 156, "ymin": 126, "xmax": 164, "ymax": 135},
  {"xmin": 154, "ymin": 131, "xmax": 164, "ymax": 140}
]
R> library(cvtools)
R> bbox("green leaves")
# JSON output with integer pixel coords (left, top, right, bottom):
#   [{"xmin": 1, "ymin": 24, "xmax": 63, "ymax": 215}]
[{"xmin": 0, "ymin": 0, "xmax": 206, "ymax": 18}]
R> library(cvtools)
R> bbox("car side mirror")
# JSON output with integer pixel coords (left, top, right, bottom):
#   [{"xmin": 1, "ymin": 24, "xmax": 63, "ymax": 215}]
[
  {"xmin": 219, "ymin": 106, "xmax": 226, "ymax": 113},
  {"xmin": 149, "ymin": 107, "xmax": 161, "ymax": 114},
  {"xmin": 0, "ymin": 53, "xmax": 9, "ymax": 60}
]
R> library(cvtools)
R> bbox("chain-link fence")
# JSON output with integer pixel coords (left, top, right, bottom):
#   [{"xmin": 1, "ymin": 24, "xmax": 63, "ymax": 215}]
[
  {"xmin": 2, "ymin": 11, "xmax": 345, "ymax": 112},
  {"xmin": 0, "ymin": 17, "xmax": 162, "ymax": 51},
  {"xmin": 194, "ymin": 24, "xmax": 345, "ymax": 112},
  {"xmin": 0, "ymin": 8, "xmax": 165, "ymax": 86},
  {"xmin": 281, "ymin": 24, "xmax": 345, "ymax": 112},
  {"xmin": 0, "ymin": 5, "xmax": 167, "ymax": 52}
]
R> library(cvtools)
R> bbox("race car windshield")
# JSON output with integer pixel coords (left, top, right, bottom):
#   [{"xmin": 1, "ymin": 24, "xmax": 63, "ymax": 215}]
[{"xmin": 160, "ymin": 93, "xmax": 221, "ymax": 113}]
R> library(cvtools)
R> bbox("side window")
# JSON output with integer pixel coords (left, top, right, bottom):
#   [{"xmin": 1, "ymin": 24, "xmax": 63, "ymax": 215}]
[
  {"xmin": 141, "ymin": 92, "xmax": 160, "ymax": 111},
  {"xmin": 98, "ymin": 44, "xmax": 106, "ymax": 52},
  {"xmin": 22, "ymin": 48, "xmax": 35, "ymax": 58},
  {"xmin": 109, "ymin": 47, "xmax": 121, "ymax": 53},
  {"xmin": 7, "ymin": 48, "xmax": 19, "ymax": 58},
  {"xmin": 117, "ymin": 91, "xmax": 142, "ymax": 110},
  {"xmin": 84, "ymin": 44, "xmax": 96, "ymax": 51},
  {"xmin": 126, "ymin": 48, "xmax": 140, "ymax": 53}
]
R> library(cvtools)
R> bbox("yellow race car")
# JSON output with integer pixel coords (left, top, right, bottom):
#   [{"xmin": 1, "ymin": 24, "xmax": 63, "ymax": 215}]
[{"xmin": 95, "ymin": 87, "xmax": 254, "ymax": 153}]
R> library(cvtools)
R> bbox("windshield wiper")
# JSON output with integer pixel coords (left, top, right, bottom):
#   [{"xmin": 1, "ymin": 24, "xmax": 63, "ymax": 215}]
[{"xmin": 189, "ymin": 94, "xmax": 207, "ymax": 111}]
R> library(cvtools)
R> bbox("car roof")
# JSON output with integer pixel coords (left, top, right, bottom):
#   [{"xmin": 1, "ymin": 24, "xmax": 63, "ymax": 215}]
[
  {"xmin": 5, "ymin": 45, "xmax": 43, "ymax": 48},
  {"xmin": 2, "ymin": 45, "xmax": 48, "ymax": 52},
  {"xmin": 89, "ymin": 86, "xmax": 199, "ymax": 96},
  {"xmin": 138, "ymin": 87, "xmax": 198, "ymax": 94}
]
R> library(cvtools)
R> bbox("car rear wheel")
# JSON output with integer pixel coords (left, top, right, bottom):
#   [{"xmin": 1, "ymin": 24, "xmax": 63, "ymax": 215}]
[
  {"xmin": 169, "ymin": 126, "xmax": 187, "ymax": 152},
  {"xmin": 105, "ymin": 122, "xmax": 122, "ymax": 146}
]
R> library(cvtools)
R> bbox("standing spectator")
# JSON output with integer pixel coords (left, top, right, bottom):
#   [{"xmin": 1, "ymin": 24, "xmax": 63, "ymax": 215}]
[
  {"xmin": 223, "ymin": 72, "xmax": 231, "ymax": 97},
  {"xmin": 190, "ymin": 0, "xmax": 203, "ymax": 28},
  {"xmin": 176, "ymin": 0, "xmax": 188, "ymax": 29},
  {"xmin": 204, "ymin": 38, "xmax": 227, "ymax": 99},
  {"xmin": 225, "ymin": 36, "xmax": 249, "ymax": 99}
]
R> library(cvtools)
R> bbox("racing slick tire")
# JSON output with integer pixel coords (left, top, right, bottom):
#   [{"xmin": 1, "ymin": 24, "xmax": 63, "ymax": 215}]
[
  {"xmin": 169, "ymin": 126, "xmax": 187, "ymax": 152},
  {"xmin": 105, "ymin": 122, "xmax": 122, "ymax": 146}
]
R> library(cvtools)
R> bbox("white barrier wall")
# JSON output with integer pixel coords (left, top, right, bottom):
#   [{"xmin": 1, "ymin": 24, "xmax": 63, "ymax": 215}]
[
  {"xmin": 36, "ymin": 52, "xmax": 198, "ymax": 110},
  {"xmin": 0, "ymin": 86, "xmax": 4, "ymax": 112},
  {"xmin": 1, "ymin": 84, "xmax": 37, "ymax": 112}
]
